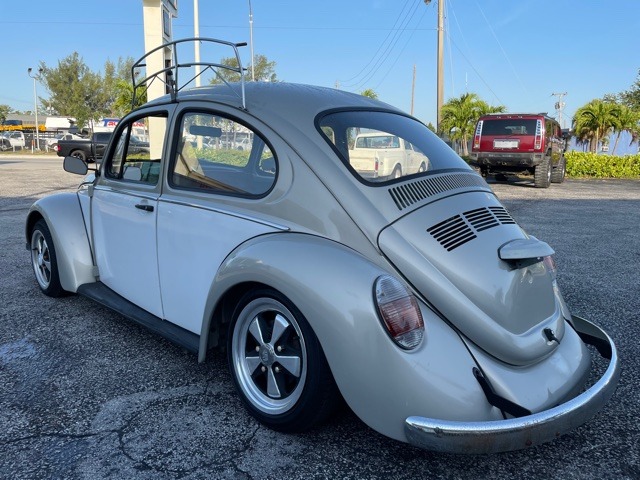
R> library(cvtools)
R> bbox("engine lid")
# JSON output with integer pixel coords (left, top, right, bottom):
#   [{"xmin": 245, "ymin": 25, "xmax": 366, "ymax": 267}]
[{"xmin": 378, "ymin": 191, "xmax": 565, "ymax": 365}]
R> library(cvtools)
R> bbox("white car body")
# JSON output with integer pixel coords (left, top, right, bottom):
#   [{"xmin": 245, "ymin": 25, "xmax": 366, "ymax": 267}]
[{"xmin": 24, "ymin": 38, "xmax": 619, "ymax": 454}]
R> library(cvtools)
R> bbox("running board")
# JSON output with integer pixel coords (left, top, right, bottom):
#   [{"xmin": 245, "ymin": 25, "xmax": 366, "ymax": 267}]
[{"xmin": 77, "ymin": 282, "xmax": 200, "ymax": 354}]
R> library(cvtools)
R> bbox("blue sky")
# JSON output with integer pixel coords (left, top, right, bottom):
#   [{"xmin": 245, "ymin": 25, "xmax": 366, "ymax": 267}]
[{"xmin": 1, "ymin": 0, "xmax": 639, "ymax": 131}]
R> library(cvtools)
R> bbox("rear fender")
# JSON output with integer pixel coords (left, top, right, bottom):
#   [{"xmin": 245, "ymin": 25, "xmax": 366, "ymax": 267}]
[
  {"xmin": 201, "ymin": 233, "xmax": 492, "ymax": 441},
  {"xmin": 26, "ymin": 193, "xmax": 95, "ymax": 292}
]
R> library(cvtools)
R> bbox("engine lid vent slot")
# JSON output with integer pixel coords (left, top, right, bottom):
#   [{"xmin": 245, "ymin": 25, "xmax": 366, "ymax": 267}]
[
  {"xmin": 428, "ymin": 206, "xmax": 518, "ymax": 251},
  {"xmin": 426, "ymin": 215, "xmax": 477, "ymax": 251},
  {"xmin": 388, "ymin": 172, "xmax": 489, "ymax": 210}
]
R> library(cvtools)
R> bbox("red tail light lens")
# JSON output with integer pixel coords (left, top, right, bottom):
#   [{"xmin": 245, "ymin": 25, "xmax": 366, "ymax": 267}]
[
  {"xmin": 473, "ymin": 120, "xmax": 483, "ymax": 150},
  {"xmin": 375, "ymin": 276, "xmax": 424, "ymax": 350},
  {"xmin": 534, "ymin": 120, "xmax": 543, "ymax": 150}
]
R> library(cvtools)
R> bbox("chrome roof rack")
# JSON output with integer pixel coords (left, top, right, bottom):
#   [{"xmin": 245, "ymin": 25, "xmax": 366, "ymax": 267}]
[{"xmin": 132, "ymin": 37, "xmax": 248, "ymax": 109}]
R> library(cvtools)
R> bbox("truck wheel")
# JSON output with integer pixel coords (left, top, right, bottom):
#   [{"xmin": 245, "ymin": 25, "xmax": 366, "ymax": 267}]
[
  {"xmin": 71, "ymin": 150, "xmax": 87, "ymax": 162},
  {"xmin": 30, "ymin": 219, "xmax": 65, "ymax": 297},
  {"xmin": 228, "ymin": 288, "xmax": 339, "ymax": 432},
  {"xmin": 418, "ymin": 162, "xmax": 427, "ymax": 173},
  {"xmin": 534, "ymin": 158, "xmax": 551, "ymax": 188},
  {"xmin": 391, "ymin": 165, "xmax": 402, "ymax": 179},
  {"xmin": 551, "ymin": 157, "xmax": 566, "ymax": 183}
]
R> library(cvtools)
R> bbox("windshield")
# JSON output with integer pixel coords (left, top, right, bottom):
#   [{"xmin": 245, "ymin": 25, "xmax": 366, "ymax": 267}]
[{"xmin": 318, "ymin": 110, "xmax": 471, "ymax": 184}]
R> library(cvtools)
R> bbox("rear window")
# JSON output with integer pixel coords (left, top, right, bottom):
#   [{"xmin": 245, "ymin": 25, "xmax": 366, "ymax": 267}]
[
  {"xmin": 318, "ymin": 110, "xmax": 471, "ymax": 184},
  {"xmin": 480, "ymin": 119, "xmax": 538, "ymax": 136}
]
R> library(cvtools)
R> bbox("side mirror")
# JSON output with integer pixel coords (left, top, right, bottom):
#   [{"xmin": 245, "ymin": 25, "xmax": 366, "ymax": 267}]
[
  {"xmin": 63, "ymin": 156, "xmax": 89, "ymax": 175},
  {"xmin": 123, "ymin": 166, "xmax": 142, "ymax": 181}
]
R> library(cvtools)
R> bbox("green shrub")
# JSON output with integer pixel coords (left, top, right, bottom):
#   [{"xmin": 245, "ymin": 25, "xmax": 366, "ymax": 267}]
[{"xmin": 565, "ymin": 152, "xmax": 640, "ymax": 178}]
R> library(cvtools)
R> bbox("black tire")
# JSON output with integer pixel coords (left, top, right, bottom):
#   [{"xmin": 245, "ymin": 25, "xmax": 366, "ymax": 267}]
[
  {"xmin": 551, "ymin": 157, "xmax": 566, "ymax": 184},
  {"xmin": 228, "ymin": 288, "xmax": 339, "ymax": 433},
  {"xmin": 71, "ymin": 150, "xmax": 87, "ymax": 162},
  {"xmin": 534, "ymin": 157, "xmax": 551, "ymax": 188},
  {"xmin": 418, "ymin": 162, "xmax": 427, "ymax": 173},
  {"xmin": 494, "ymin": 173, "xmax": 508, "ymax": 182},
  {"xmin": 391, "ymin": 165, "xmax": 402, "ymax": 179},
  {"xmin": 30, "ymin": 219, "xmax": 65, "ymax": 297}
]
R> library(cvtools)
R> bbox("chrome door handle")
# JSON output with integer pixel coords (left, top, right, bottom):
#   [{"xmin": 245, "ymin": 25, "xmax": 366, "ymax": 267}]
[{"xmin": 135, "ymin": 204, "xmax": 154, "ymax": 212}]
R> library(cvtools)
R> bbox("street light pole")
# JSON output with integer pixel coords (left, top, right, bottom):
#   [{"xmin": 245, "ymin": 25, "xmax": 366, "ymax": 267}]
[
  {"xmin": 248, "ymin": 0, "xmax": 255, "ymax": 81},
  {"xmin": 27, "ymin": 67, "xmax": 43, "ymax": 152}
]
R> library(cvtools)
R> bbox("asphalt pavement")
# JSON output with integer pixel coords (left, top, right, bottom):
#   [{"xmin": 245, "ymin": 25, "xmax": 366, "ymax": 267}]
[{"xmin": 1, "ymin": 156, "xmax": 638, "ymax": 479}]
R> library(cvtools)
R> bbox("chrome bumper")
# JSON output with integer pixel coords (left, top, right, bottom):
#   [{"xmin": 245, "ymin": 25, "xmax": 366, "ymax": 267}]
[{"xmin": 404, "ymin": 315, "xmax": 620, "ymax": 454}]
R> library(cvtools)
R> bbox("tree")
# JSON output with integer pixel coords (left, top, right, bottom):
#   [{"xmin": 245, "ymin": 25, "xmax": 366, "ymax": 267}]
[
  {"xmin": 209, "ymin": 54, "xmax": 277, "ymax": 84},
  {"xmin": 611, "ymin": 104, "xmax": 640, "ymax": 155},
  {"xmin": 39, "ymin": 54, "xmax": 135, "ymax": 128},
  {"xmin": 439, "ymin": 93, "xmax": 504, "ymax": 156},
  {"xmin": 620, "ymin": 69, "xmax": 640, "ymax": 111},
  {"xmin": 0, "ymin": 104, "xmax": 13, "ymax": 124},
  {"xmin": 572, "ymin": 99, "xmax": 619, "ymax": 153},
  {"xmin": 360, "ymin": 88, "xmax": 378, "ymax": 100}
]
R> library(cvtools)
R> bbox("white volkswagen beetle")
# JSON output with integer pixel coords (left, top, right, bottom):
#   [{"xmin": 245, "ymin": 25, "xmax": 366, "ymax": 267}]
[{"xmin": 25, "ymin": 39, "xmax": 618, "ymax": 453}]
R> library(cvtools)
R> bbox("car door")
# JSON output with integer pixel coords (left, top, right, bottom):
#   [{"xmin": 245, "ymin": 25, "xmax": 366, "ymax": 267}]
[
  {"xmin": 91, "ymin": 109, "xmax": 170, "ymax": 318},
  {"xmin": 157, "ymin": 106, "xmax": 281, "ymax": 334}
]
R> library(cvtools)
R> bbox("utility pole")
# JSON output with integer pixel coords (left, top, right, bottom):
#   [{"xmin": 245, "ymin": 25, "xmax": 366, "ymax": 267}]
[
  {"xmin": 436, "ymin": 0, "xmax": 444, "ymax": 132},
  {"xmin": 27, "ymin": 67, "xmax": 43, "ymax": 151},
  {"xmin": 551, "ymin": 92, "xmax": 567, "ymax": 129},
  {"xmin": 194, "ymin": 0, "xmax": 201, "ymax": 87},
  {"xmin": 248, "ymin": 0, "xmax": 255, "ymax": 81},
  {"xmin": 411, "ymin": 64, "xmax": 416, "ymax": 116}
]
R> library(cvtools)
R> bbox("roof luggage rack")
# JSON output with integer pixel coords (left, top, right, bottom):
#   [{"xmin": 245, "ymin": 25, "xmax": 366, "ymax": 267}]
[{"xmin": 131, "ymin": 37, "xmax": 248, "ymax": 109}]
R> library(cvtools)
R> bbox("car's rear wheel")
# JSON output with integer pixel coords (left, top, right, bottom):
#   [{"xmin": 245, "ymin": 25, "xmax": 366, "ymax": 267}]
[
  {"xmin": 228, "ymin": 288, "xmax": 339, "ymax": 432},
  {"xmin": 391, "ymin": 165, "xmax": 402, "ymax": 179},
  {"xmin": 71, "ymin": 150, "xmax": 86, "ymax": 162},
  {"xmin": 534, "ymin": 157, "xmax": 551, "ymax": 188},
  {"xmin": 551, "ymin": 157, "xmax": 566, "ymax": 183},
  {"xmin": 418, "ymin": 162, "xmax": 427, "ymax": 173},
  {"xmin": 30, "ymin": 219, "xmax": 65, "ymax": 297}
]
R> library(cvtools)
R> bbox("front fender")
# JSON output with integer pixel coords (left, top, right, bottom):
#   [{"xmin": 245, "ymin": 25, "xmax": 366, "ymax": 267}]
[
  {"xmin": 26, "ymin": 193, "xmax": 95, "ymax": 292},
  {"xmin": 202, "ymin": 233, "xmax": 494, "ymax": 442}
]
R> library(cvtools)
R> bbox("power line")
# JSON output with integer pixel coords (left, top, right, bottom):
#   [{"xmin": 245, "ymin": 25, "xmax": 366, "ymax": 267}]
[
  {"xmin": 342, "ymin": 0, "xmax": 425, "ymax": 89},
  {"xmin": 339, "ymin": 0, "xmax": 414, "ymax": 84},
  {"xmin": 473, "ymin": 0, "xmax": 529, "ymax": 96}
]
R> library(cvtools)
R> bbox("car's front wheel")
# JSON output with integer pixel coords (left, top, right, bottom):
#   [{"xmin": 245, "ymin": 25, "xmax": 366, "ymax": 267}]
[
  {"xmin": 228, "ymin": 288, "xmax": 339, "ymax": 432},
  {"xmin": 30, "ymin": 219, "xmax": 65, "ymax": 297},
  {"xmin": 534, "ymin": 157, "xmax": 551, "ymax": 188},
  {"xmin": 551, "ymin": 157, "xmax": 566, "ymax": 183}
]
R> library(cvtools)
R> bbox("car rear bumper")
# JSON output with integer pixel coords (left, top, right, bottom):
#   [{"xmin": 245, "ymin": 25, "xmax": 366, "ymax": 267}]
[
  {"xmin": 404, "ymin": 315, "xmax": 619, "ymax": 454},
  {"xmin": 469, "ymin": 152, "xmax": 544, "ymax": 169}
]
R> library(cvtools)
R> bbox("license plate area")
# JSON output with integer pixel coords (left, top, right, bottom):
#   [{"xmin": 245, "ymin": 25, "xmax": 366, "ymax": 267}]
[{"xmin": 493, "ymin": 139, "xmax": 519, "ymax": 149}]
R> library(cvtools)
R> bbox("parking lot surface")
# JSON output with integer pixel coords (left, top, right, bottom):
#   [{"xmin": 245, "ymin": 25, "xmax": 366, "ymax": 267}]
[{"xmin": 1, "ymin": 156, "xmax": 639, "ymax": 479}]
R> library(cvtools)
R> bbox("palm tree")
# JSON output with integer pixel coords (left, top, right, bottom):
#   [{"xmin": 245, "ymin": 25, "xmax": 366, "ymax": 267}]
[
  {"xmin": 611, "ymin": 105, "xmax": 640, "ymax": 155},
  {"xmin": 440, "ymin": 93, "xmax": 504, "ymax": 156},
  {"xmin": 360, "ymin": 88, "xmax": 379, "ymax": 100},
  {"xmin": 572, "ymin": 99, "xmax": 619, "ymax": 153}
]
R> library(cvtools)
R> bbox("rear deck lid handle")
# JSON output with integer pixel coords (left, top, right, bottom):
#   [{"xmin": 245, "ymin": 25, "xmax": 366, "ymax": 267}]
[{"xmin": 498, "ymin": 236, "xmax": 554, "ymax": 262}]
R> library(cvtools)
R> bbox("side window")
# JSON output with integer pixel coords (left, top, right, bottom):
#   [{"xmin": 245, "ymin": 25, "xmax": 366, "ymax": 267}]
[
  {"xmin": 106, "ymin": 113, "xmax": 167, "ymax": 185},
  {"xmin": 170, "ymin": 112, "xmax": 277, "ymax": 196}
]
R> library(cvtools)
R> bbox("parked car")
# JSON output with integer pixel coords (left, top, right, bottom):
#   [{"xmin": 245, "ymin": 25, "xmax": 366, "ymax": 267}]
[
  {"xmin": 0, "ymin": 131, "xmax": 25, "ymax": 150},
  {"xmin": 55, "ymin": 131, "xmax": 112, "ymax": 162},
  {"xmin": 45, "ymin": 133, "xmax": 84, "ymax": 150},
  {"xmin": 349, "ymin": 132, "xmax": 429, "ymax": 180},
  {"xmin": 469, "ymin": 113, "xmax": 567, "ymax": 187},
  {"xmin": 25, "ymin": 38, "xmax": 618, "ymax": 454}
]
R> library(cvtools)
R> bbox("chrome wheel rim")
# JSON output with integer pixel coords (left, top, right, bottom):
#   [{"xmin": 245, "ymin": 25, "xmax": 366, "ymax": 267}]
[
  {"xmin": 31, "ymin": 230, "xmax": 51, "ymax": 289},
  {"xmin": 232, "ymin": 297, "xmax": 307, "ymax": 415}
]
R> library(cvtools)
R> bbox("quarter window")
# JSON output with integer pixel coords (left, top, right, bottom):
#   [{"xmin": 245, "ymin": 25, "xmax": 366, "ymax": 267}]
[{"xmin": 170, "ymin": 112, "xmax": 276, "ymax": 196}]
